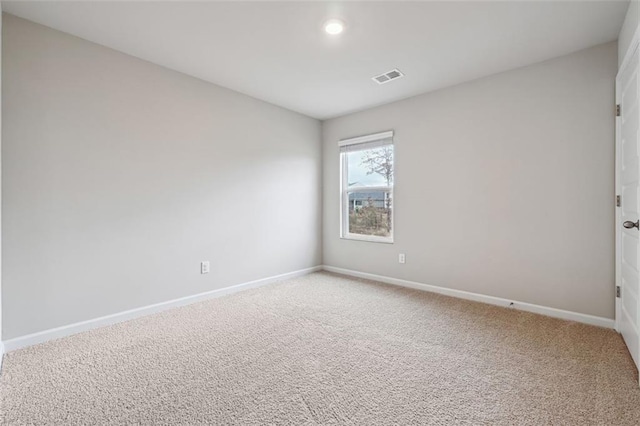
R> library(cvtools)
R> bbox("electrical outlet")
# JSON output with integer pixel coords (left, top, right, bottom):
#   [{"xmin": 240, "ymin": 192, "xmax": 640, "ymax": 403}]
[
  {"xmin": 399, "ymin": 253, "xmax": 406, "ymax": 264},
  {"xmin": 201, "ymin": 261, "xmax": 210, "ymax": 274}
]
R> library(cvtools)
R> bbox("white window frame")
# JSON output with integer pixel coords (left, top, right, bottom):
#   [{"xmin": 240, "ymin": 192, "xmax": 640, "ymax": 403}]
[{"xmin": 339, "ymin": 131, "xmax": 394, "ymax": 244}]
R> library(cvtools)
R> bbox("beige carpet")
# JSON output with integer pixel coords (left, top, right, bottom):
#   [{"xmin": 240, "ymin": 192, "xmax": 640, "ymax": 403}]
[{"xmin": 1, "ymin": 272, "xmax": 640, "ymax": 425}]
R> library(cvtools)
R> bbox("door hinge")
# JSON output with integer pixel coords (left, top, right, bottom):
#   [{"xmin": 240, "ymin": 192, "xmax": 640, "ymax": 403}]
[
  {"xmin": 617, "ymin": 104, "xmax": 621, "ymax": 117},
  {"xmin": 617, "ymin": 195, "xmax": 621, "ymax": 207},
  {"xmin": 617, "ymin": 286, "xmax": 621, "ymax": 298}
]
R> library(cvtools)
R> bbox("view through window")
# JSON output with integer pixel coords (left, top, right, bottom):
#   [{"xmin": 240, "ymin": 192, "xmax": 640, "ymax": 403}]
[{"xmin": 340, "ymin": 132, "xmax": 394, "ymax": 242}]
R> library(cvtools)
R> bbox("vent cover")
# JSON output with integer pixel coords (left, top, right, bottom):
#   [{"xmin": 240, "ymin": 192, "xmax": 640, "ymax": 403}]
[{"xmin": 372, "ymin": 69, "xmax": 404, "ymax": 85}]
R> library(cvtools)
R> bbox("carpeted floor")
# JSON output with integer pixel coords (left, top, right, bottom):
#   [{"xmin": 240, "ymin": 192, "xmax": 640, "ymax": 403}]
[{"xmin": 1, "ymin": 272, "xmax": 640, "ymax": 425}]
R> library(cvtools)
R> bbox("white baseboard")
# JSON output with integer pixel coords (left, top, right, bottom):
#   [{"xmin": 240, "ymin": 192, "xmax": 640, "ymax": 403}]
[
  {"xmin": 323, "ymin": 265, "xmax": 615, "ymax": 329},
  {"xmin": 2, "ymin": 264, "xmax": 613, "ymax": 354},
  {"xmin": 3, "ymin": 266, "xmax": 322, "ymax": 353}
]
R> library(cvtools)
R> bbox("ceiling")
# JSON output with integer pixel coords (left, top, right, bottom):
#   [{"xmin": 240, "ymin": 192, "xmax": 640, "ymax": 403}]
[{"xmin": 1, "ymin": 1, "xmax": 629, "ymax": 120}]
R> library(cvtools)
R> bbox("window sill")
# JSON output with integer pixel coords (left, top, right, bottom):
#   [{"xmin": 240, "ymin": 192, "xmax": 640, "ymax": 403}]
[{"xmin": 341, "ymin": 234, "xmax": 394, "ymax": 244}]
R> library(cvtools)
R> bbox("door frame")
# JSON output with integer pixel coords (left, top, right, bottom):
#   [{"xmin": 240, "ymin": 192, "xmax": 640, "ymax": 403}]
[{"xmin": 616, "ymin": 29, "xmax": 640, "ymax": 333}]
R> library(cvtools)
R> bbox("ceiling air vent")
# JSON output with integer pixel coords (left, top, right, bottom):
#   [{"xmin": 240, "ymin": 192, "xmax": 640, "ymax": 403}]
[{"xmin": 372, "ymin": 69, "xmax": 404, "ymax": 85}]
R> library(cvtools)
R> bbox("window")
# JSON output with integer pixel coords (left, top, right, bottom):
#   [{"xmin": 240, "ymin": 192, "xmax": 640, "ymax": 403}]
[{"xmin": 340, "ymin": 131, "xmax": 394, "ymax": 243}]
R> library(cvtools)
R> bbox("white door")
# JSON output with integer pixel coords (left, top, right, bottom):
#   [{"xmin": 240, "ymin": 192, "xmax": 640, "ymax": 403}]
[{"xmin": 616, "ymin": 42, "xmax": 640, "ymax": 374}]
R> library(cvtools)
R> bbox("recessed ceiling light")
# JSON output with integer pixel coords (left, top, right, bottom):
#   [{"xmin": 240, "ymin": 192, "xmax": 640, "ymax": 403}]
[{"xmin": 324, "ymin": 19, "xmax": 345, "ymax": 35}]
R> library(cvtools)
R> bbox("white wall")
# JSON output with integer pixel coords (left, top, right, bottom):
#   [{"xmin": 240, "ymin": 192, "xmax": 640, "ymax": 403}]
[
  {"xmin": 323, "ymin": 42, "xmax": 618, "ymax": 319},
  {"xmin": 2, "ymin": 15, "xmax": 322, "ymax": 340},
  {"xmin": 619, "ymin": 1, "xmax": 638, "ymax": 66},
  {"xmin": 0, "ymin": 7, "xmax": 3, "ymax": 345}
]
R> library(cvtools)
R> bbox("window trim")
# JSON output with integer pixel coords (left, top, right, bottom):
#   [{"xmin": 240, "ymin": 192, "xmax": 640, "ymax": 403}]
[{"xmin": 339, "ymin": 131, "xmax": 394, "ymax": 244}]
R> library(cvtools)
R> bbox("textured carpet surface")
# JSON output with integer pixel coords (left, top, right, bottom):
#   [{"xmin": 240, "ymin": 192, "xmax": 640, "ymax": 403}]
[{"xmin": 1, "ymin": 272, "xmax": 640, "ymax": 425}]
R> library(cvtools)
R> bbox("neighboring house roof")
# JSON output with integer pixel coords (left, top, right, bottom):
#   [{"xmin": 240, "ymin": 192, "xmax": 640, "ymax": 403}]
[{"xmin": 349, "ymin": 191, "xmax": 386, "ymax": 201}]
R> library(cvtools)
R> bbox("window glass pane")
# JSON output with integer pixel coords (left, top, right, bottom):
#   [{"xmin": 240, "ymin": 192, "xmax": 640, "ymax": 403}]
[
  {"xmin": 346, "ymin": 145, "xmax": 394, "ymax": 188},
  {"xmin": 347, "ymin": 190, "xmax": 392, "ymax": 237}
]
